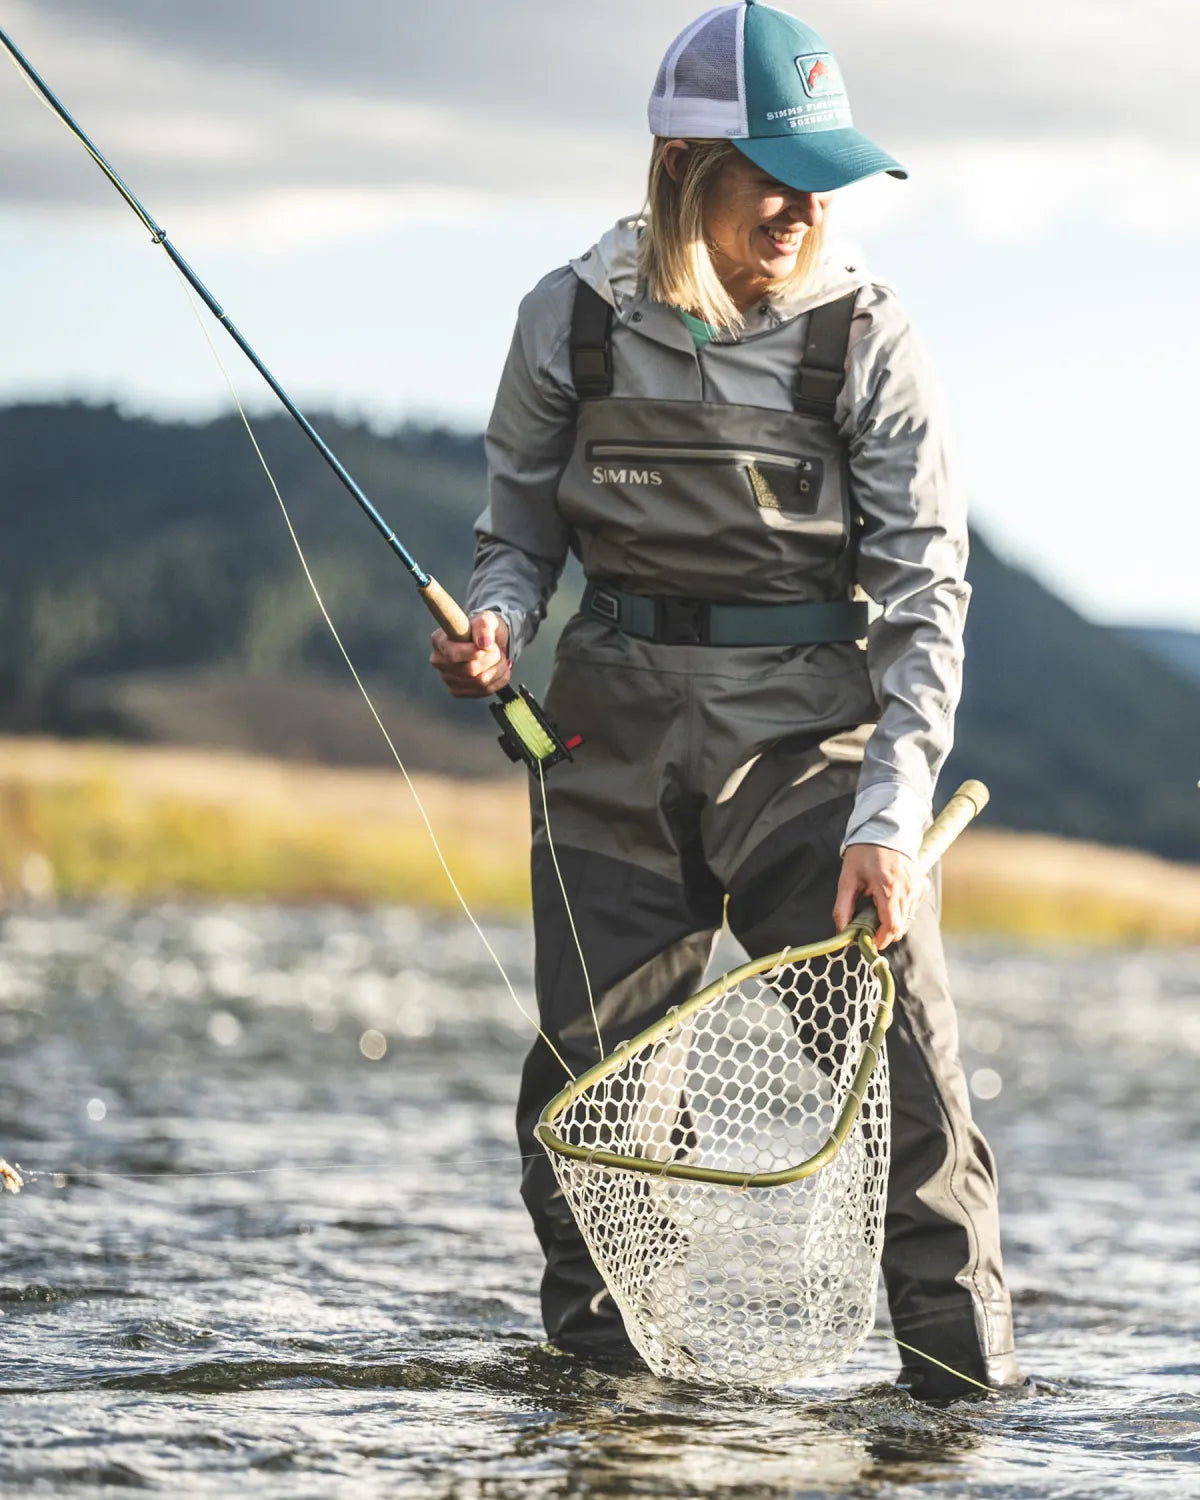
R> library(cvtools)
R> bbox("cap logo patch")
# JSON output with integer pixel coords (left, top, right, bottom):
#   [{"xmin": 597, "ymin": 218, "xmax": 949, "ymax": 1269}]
[{"xmin": 796, "ymin": 53, "xmax": 844, "ymax": 99}]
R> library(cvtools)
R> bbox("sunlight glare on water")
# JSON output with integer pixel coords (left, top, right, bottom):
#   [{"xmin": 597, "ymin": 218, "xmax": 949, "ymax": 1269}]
[{"xmin": 0, "ymin": 900, "xmax": 1197, "ymax": 1497}]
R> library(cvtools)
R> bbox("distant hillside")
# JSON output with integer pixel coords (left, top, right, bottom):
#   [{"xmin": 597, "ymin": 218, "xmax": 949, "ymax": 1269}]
[
  {"xmin": 0, "ymin": 400, "xmax": 487, "ymax": 712},
  {"xmin": 2, "ymin": 401, "xmax": 1198, "ymax": 859},
  {"xmin": 1119, "ymin": 627, "xmax": 1200, "ymax": 688},
  {"xmin": 0, "ymin": 401, "xmax": 538, "ymax": 778},
  {"xmin": 945, "ymin": 536, "xmax": 1200, "ymax": 860}
]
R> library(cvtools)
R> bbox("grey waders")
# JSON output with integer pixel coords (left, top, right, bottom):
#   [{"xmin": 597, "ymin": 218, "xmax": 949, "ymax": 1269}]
[{"xmin": 483, "ymin": 267, "xmax": 1021, "ymax": 1395}]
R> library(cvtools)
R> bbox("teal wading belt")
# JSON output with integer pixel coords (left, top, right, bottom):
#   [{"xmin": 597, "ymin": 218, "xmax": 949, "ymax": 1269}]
[{"xmin": 570, "ymin": 283, "xmax": 866, "ymax": 647}]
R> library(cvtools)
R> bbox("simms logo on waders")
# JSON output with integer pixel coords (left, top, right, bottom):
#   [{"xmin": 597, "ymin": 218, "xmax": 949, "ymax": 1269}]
[{"xmin": 591, "ymin": 467, "xmax": 664, "ymax": 485}]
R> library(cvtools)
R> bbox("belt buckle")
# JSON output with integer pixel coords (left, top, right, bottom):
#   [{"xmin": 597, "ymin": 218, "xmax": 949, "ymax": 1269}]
[
  {"xmin": 657, "ymin": 596, "xmax": 709, "ymax": 645},
  {"xmin": 589, "ymin": 588, "xmax": 621, "ymax": 624}
]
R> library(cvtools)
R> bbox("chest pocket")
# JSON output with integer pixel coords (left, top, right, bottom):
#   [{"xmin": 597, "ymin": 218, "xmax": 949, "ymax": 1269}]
[{"xmin": 584, "ymin": 438, "xmax": 824, "ymax": 516}]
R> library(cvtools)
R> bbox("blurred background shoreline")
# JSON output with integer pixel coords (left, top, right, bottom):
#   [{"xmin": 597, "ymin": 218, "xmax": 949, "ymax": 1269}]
[
  {"xmin": 4, "ymin": 733, "xmax": 1199, "ymax": 944},
  {"xmin": 2, "ymin": 399, "xmax": 1198, "ymax": 945},
  {"xmin": 7, "ymin": 396, "xmax": 1200, "ymax": 936}
]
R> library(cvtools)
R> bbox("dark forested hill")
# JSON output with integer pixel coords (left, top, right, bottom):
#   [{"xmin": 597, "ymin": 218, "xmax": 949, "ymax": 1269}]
[
  {"xmin": 0, "ymin": 400, "xmax": 533, "ymax": 774},
  {"xmin": 1119, "ymin": 627, "xmax": 1200, "ymax": 689},
  {"xmin": 3, "ymin": 402, "xmax": 1198, "ymax": 859},
  {"xmin": 0, "ymin": 401, "xmax": 486, "ymax": 708},
  {"xmin": 945, "ymin": 536, "xmax": 1200, "ymax": 860}
]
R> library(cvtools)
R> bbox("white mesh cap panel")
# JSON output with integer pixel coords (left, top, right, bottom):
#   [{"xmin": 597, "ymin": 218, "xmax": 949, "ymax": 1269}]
[
  {"xmin": 672, "ymin": 7, "xmax": 740, "ymax": 98},
  {"xmin": 648, "ymin": 4, "xmax": 748, "ymax": 139}
]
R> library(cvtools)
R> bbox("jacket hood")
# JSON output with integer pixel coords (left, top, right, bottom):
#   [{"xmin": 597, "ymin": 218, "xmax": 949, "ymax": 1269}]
[{"xmin": 568, "ymin": 215, "xmax": 875, "ymax": 323}]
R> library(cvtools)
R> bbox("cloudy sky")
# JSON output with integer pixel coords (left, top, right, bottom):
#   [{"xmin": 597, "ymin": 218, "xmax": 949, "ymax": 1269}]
[{"xmin": 1, "ymin": 0, "xmax": 1197, "ymax": 628}]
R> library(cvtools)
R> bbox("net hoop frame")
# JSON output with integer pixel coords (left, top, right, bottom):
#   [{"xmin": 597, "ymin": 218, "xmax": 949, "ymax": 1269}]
[{"xmin": 535, "ymin": 927, "xmax": 894, "ymax": 1189}]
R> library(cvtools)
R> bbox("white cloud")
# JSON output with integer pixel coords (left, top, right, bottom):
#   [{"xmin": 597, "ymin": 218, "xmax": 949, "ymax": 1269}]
[
  {"xmin": 837, "ymin": 136, "xmax": 1200, "ymax": 240},
  {"xmin": 2, "ymin": 0, "xmax": 1198, "ymax": 248},
  {"xmin": 0, "ymin": 0, "xmax": 645, "ymax": 249}
]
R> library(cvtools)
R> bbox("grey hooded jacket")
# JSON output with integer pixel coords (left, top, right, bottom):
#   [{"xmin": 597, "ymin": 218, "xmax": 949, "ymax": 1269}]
[{"xmin": 465, "ymin": 219, "xmax": 969, "ymax": 860}]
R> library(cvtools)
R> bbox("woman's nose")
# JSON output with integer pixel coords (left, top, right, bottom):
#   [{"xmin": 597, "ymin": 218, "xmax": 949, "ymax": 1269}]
[{"xmin": 787, "ymin": 191, "xmax": 824, "ymax": 227}]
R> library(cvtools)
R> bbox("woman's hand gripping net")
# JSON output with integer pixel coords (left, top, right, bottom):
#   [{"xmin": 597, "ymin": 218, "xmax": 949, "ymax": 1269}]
[{"xmin": 834, "ymin": 842, "xmax": 925, "ymax": 949}]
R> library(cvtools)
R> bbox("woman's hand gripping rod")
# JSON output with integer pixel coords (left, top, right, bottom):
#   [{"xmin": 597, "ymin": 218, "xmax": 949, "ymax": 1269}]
[
  {"xmin": 423, "ymin": 586, "xmax": 577, "ymax": 772},
  {"xmin": 0, "ymin": 23, "xmax": 574, "ymax": 778}
]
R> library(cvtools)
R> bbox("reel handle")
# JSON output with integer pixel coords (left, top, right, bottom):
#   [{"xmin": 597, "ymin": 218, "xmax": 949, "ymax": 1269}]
[
  {"xmin": 419, "ymin": 577, "xmax": 474, "ymax": 643},
  {"xmin": 849, "ymin": 780, "xmax": 989, "ymax": 936}
]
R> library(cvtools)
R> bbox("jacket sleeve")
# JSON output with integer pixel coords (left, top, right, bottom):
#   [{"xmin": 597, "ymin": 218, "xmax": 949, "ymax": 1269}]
[
  {"xmin": 840, "ymin": 287, "xmax": 971, "ymax": 862},
  {"xmin": 464, "ymin": 272, "xmax": 577, "ymax": 660}
]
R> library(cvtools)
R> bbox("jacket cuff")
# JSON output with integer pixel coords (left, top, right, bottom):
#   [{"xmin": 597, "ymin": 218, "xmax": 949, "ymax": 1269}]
[{"xmin": 843, "ymin": 780, "xmax": 930, "ymax": 863}]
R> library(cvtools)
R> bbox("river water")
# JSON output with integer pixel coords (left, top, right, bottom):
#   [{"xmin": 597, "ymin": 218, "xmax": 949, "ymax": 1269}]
[{"xmin": 1, "ymin": 900, "xmax": 1197, "ymax": 1498}]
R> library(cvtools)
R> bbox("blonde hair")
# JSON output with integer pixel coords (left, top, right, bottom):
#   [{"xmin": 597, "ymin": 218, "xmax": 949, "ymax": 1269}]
[{"xmin": 638, "ymin": 137, "xmax": 826, "ymax": 333}]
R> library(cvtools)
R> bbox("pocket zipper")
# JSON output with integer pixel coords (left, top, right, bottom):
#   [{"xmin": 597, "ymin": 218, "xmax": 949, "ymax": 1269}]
[
  {"xmin": 586, "ymin": 440, "xmax": 822, "ymax": 513},
  {"xmin": 586, "ymin": 439, "xmax": 817, "ymax": 472}
]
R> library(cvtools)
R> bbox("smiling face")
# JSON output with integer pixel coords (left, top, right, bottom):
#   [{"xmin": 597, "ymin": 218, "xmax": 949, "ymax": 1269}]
[
  {"xmin": 646, "ymin": 139, "xmax": 831, "ymax": 331},
  {"xmin": 700, "ymin": 151, "xmax": 832, "ymax": 311}
]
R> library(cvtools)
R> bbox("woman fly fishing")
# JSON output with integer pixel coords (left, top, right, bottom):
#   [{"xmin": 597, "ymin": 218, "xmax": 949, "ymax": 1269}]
[{"xmin": 431, "ymin": 0, "xmax": 1025, "ymax": 1400}]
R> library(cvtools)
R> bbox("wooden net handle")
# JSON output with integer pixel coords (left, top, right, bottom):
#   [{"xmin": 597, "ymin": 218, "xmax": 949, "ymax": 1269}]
[{"xmin": 917, "ymin": 779, "xmax": 990, "ymax": 877}]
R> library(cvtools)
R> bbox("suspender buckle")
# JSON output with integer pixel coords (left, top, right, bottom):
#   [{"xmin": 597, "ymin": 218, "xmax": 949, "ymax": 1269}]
[
  {"xmin": 570, "ymin": 283, "xmax": 616, "ymax": 399},
  {"xmin": 794, "ymin": 365, "xmax": 843, "ymax": 416},
  {"xmin": 573, "ymin": 347, "xmax": 611, "ymax": 396},
  {"xmin": 656, "ymin": 597, "xmax": 710, "ymax": 645}
]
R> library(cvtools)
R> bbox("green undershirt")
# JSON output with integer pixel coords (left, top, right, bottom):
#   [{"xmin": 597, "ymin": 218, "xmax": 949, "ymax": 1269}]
[{"xmin": 677, "ymin": 308, "xmax": 718, "ymax": 349}]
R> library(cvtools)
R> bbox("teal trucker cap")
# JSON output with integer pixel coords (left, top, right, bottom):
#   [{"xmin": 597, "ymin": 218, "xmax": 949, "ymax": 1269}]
[{"xmin": 648, "ymin": 1, "xmax": 907, "ymax": 192}]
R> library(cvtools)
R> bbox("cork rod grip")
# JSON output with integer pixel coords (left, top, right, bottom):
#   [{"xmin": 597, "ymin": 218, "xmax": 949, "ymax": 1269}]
[
  {"xmin": 419, "ymin": 577, "xmax": 473, "ymax": 644},
  {"xmin": 916, "ymin": 780, "xmax": 989, "ymax": 876}
]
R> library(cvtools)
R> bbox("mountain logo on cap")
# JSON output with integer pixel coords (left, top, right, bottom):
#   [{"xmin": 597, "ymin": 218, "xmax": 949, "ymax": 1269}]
[{"xmin": 796, "ymin": 53, "xmax": 844, "ymax": 99}]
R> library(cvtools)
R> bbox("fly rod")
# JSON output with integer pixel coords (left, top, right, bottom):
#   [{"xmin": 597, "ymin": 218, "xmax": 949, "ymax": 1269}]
[{"xmin": 0, "ymin": 24, "xmax": 573, "ymax": 774}]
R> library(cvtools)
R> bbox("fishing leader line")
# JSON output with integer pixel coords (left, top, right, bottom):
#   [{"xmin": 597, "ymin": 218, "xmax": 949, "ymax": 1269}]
[
  {"xmin": 0, "ymin": 1152, "xmax": 547, "ymax": 1192},
  {"xmin": 167, "ymin": 260, "xmax": 579, "ymax": 1083},
  {"xmin": 171, "ymin": 264, "xmax": 609, "ymax": 1103},
  {"xmin": 538, "ymin": 762, "xmax": 604, "ymax": 1060},
  {"xmin": 0, "ymin": 26, "xmax": 599, "ymax": 1086}
]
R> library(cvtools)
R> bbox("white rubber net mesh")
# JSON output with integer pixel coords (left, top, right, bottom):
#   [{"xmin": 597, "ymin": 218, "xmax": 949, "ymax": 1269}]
[{"xmin": 544, "ymin": 945, "xmax": 890, "ymax": 1386}]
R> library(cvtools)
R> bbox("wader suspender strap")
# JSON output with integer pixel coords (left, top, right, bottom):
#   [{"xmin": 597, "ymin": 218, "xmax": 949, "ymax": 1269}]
[
  {"xmin": 570, "ymin": 282, "xmax": 615, "ymax": 399},
  {"xmin": 570, "ymin": 282, "xmax": 857, "ymax": 412},
  {"xmin": 793, "ymin": 291, "xmax": 857, "ymax": 419}
]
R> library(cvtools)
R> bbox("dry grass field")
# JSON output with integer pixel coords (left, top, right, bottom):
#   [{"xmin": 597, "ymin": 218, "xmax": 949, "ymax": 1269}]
[
  {"xmin": 941, "ymin": 828, "xmax": 1200, "ymax": 944},
  {"xmin": 0, "ymin": 737, "xmax": 531, "ymax": 914},
  {"xmin": 1, "ymin": 737, "xmax": 1197, "ymax": 943}
]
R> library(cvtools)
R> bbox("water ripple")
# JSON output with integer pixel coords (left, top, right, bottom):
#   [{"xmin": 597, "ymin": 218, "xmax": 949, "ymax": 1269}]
[{"xmin": 1, "ymin": 903, "xmax": 1197, "ymax": 1497}]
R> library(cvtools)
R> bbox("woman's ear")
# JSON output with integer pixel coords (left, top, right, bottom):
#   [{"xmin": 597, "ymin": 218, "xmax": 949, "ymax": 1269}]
[{"xmin": 661, "ymin": 139, "xmax": 690, "ymax": 182}]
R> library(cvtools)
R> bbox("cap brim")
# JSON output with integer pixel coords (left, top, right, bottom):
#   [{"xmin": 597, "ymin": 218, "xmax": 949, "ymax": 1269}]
[{"xmin": 733, "ymin": 130, "xmax": 907, "ymax": 193}]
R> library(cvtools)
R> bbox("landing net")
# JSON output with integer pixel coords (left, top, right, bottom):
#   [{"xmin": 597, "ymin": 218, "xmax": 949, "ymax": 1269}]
[{"xmin": 537, "ymin": 937, "xmax": 892, "ymax": 1386}]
